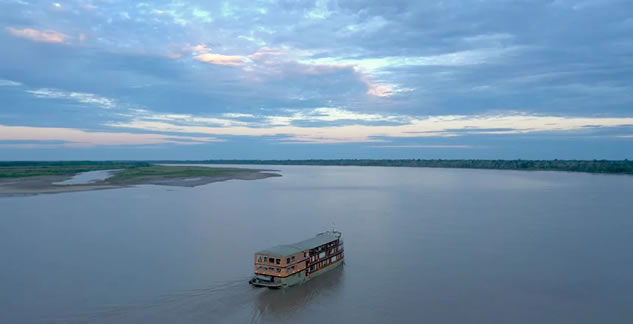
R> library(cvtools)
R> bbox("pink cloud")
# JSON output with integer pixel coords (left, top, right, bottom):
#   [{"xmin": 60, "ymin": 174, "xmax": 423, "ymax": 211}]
[
  {"xmin": 6, "ymin": 27, "xmax": 69, "ymax": 44},
  {"xmin": 194, "ymin": 53, "xmax": 246, "ymax": 66},
  {"xmin": 189, "ymin": 44, "xmax": 209, "ymax": 53},
  {"xmin": 366, "ymin": 84, "xmax": 393, "ymax": 97}
]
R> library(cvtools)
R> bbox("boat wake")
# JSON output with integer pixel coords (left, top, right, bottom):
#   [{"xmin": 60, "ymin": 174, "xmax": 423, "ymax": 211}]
[
  {"xmin": 48, "ymin": 279, "xmax": 252, "ymax": 324},
  {"xmin": 49, "ymin": 266, "xmax": 343, "ymax": 324}
]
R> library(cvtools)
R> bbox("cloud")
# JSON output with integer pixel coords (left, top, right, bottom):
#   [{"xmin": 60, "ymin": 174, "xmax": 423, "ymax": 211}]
[
  {"xmin": 222, "ymin": 113, "xmax": 256, "ymax": 118},
  {"xmin": 0, "ymin": 124, "xmax": 220, "ymax": 148},
  {"xmin": 293, "ymin": 46, "xmax": 521, "ymax": 97},
  {"xmin": 1, "ymin": 0, "xmax": 632, "ymax": 158},
  {"xmin": 188, "ymin": 43, "xmax": 210, "ymax": 53},
  {"xmin": 136, "ymin": 112, "xmax": 249, "ymax": 127},
  {"xmin": 299, "ymin": 47, "xmax": 521, "ymax": 72},
  {"xmin": 148, "ymin": 3, "xmax": 214, "ymax": 26},
  {"xmin": 0, "ymin": 79, "xmax": 21, "ymax": 86},
  {"xmin": 6, "ymin": 27, "xmax": 69, "ymax": 43},
  {"xmin": 26, "ymin": 88, "xmax": 116, "ymax": 109},
  {"xmin": 462, "ymin": 33, "xmax": 515, "ymax": 44},
  {"xmin": 189, "ymin": 46, "xmax": 354, "ymax": 80},
  {"xmin": 265, "ymin": 107, "xmax": 409, "ymax": 126},
  {"xmin": 194, "ymin": 53, "xmax": 246, "ymax": 66},
  {"xmin": 305, "ymin": 0, "xmax": 332, "ymax": 20},
  {"xmin": 106, "ymin": 109, "xmax": 633, "ymax": 144},
  {"xmin": 369, "ymin": 144, "xmax": 475, "ymax": 149},
  {"xmin": 365, "ymin": 82, "xmax": 414, "ymax": 97},
  {"xmin": 247, "ymin": 47, "xmax": 287, "ymax": 61}
]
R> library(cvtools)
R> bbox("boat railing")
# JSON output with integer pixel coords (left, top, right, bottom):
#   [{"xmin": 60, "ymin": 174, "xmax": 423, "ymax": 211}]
[{"xmin": 309, "ymin": 247, "xmax": 344, "ymax": 264}]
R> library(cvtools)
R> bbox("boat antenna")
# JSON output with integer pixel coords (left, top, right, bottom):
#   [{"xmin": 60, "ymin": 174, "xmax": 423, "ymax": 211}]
[{"xmin": 331, "ymin": 221, "xmax": 336, "ymax": 232}]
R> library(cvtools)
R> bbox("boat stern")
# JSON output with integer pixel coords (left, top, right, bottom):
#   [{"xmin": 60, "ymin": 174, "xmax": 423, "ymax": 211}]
[{"xmin": 249, "ymin": 275, "xmax": 282, "ymax": 288}]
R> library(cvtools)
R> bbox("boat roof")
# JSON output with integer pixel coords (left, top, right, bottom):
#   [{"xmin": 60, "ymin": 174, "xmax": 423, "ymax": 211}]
[{"xmin": 257, "ymin": 232, "xmax": 340, "ymax": 257}]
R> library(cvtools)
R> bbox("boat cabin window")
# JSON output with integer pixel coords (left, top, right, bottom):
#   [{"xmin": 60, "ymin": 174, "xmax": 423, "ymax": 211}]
[
  {"xmin": 276, "ymin": 258, "xmax": 280, "ymax": 264},
  {"xmin": 286, "ymin": 258, "xmax": 290, "ymax": 264},
  {"xmin": 257, "ymin": 256, "xmax": 262, "ymax": 262},
  {"xmin": 291, "ymin": 256, "xmax": 295, "ymax": 262},
  {"xmin": 263, "ymin": 257, "xmax": 267, "ymax": 262}
]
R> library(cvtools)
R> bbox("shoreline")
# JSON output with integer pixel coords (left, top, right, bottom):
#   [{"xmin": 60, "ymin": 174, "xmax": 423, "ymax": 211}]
[
  {"xmin": 0, "ymin": 168, "xmax": 280, "ymax": 197},
  {"xmin": 161, "ymin": 159, "xmax": 633, "ymax": 176}
]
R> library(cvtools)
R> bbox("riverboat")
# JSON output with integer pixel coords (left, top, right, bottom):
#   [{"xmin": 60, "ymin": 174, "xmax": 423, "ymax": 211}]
[{"xmin": 249, "ymin": 231, "xmax": 344, "ymax": 288}]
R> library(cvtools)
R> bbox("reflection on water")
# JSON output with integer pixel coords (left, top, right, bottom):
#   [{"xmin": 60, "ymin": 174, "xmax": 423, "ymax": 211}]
[
  {"xmin": 59, "ymin": 267, "xmax": 344, "ymax": 324},
  {"xmin": 254, "ymin": 265, "xmax": 344, "ymax": 321},
  {"xmin": 1, "ymin": 166, "xmax": 633, "ymax": 324},
  {"xmin": 53, "ymin": 170, "xmax": 118, "ymax": 185}
]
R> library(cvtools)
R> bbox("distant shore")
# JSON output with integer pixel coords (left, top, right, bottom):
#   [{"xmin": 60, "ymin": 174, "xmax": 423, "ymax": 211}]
[
  {"xmin": 1, "ymin": 159, "xmax": 631, "ymax": 197},
  {"xmin": 0, "ymin": 164, "xmax": 280, "ymax": 197},
  {"xmin": 156, "ymin": 159, "xmax": 633, "ymax": 176}
]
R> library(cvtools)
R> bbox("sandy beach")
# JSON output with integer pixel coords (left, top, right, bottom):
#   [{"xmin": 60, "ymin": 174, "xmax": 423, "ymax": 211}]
[{"xmin": 0, "ymin": 169, "xmax": 280, "ymax": 197}]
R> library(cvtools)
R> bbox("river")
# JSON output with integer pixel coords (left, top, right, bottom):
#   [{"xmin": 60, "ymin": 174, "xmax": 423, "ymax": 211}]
[{"xmin": 1, "ymin": 165, "xmax": 632, "ymax": 323}]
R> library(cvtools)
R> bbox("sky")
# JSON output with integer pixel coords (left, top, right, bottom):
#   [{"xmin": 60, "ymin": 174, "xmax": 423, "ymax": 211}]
[{"xmin": 1, "ymin": 0, "xmax": 632, "ymax": 160}]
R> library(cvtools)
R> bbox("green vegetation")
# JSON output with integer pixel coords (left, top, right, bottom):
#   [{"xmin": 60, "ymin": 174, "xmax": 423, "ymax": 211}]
[
  {"xmin": 2, "ymin": 159, "xmax": 632, "ymax": 179},
  {"xmin": 168, "ymin": 159, "xmax": 633, "ymax": 175},
  {"xmin": 0, "ymin": 161, "xmax": 150, "ymax": 178},
  {"xmin": 106, "ymin": 166, "xmax": 251, "ymax": 183},
  {"xmin": 0, "ymin": 162, "xmax": 253, "ymax": 181}
]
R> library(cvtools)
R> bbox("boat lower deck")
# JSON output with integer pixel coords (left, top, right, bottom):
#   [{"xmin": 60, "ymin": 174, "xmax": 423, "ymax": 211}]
[
  {"xmin": 249, "ymin": 277, "xmax": 283, "ymax": 288},
  {"xmin": 250, "ymin": 256, "xmax": 344, "ymax": 288}
]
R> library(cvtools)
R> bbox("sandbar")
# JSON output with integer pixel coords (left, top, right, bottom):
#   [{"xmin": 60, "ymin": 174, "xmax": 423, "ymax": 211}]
[{"xmin": 0, "ymin": 167, "xmax": 280, "ymax": 197}]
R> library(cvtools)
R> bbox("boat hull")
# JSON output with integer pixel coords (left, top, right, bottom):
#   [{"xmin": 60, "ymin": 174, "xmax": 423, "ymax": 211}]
[{"xmin": 250, "ymin": 258, "xmax": 344, "ymax": 288}]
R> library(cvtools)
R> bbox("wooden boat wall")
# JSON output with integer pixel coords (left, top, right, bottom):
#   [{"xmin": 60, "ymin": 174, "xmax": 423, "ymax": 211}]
[{"xmin": 249, "ymin": 231, "xmax": 344, "ymax": 288}]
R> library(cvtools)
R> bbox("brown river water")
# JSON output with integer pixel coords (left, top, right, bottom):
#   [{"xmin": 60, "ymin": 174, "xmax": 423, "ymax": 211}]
[{"xmin": 1, "ymin": 165, "xmax": 632, "ymax": 323}]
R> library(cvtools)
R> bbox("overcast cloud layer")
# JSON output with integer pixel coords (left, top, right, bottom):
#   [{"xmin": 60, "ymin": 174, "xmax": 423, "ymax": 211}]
[{"xmin": 1, "ymin": 0, "xmax": 632, "ymax": 159}]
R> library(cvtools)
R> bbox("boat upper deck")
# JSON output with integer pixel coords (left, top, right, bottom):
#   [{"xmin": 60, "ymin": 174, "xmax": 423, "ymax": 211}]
[{"xmin": 256, "ymin": 232, "xmax": 340, "ymax": 257}]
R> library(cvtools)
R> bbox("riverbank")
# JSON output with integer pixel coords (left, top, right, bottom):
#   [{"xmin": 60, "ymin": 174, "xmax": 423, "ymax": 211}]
[
  {"xmin": 0, "ymin": 165, "xmax": 280, "ymax": 197},
  {"xmin": 158, "ymin": 159, "xmax": 633, "ymax": 176}
]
